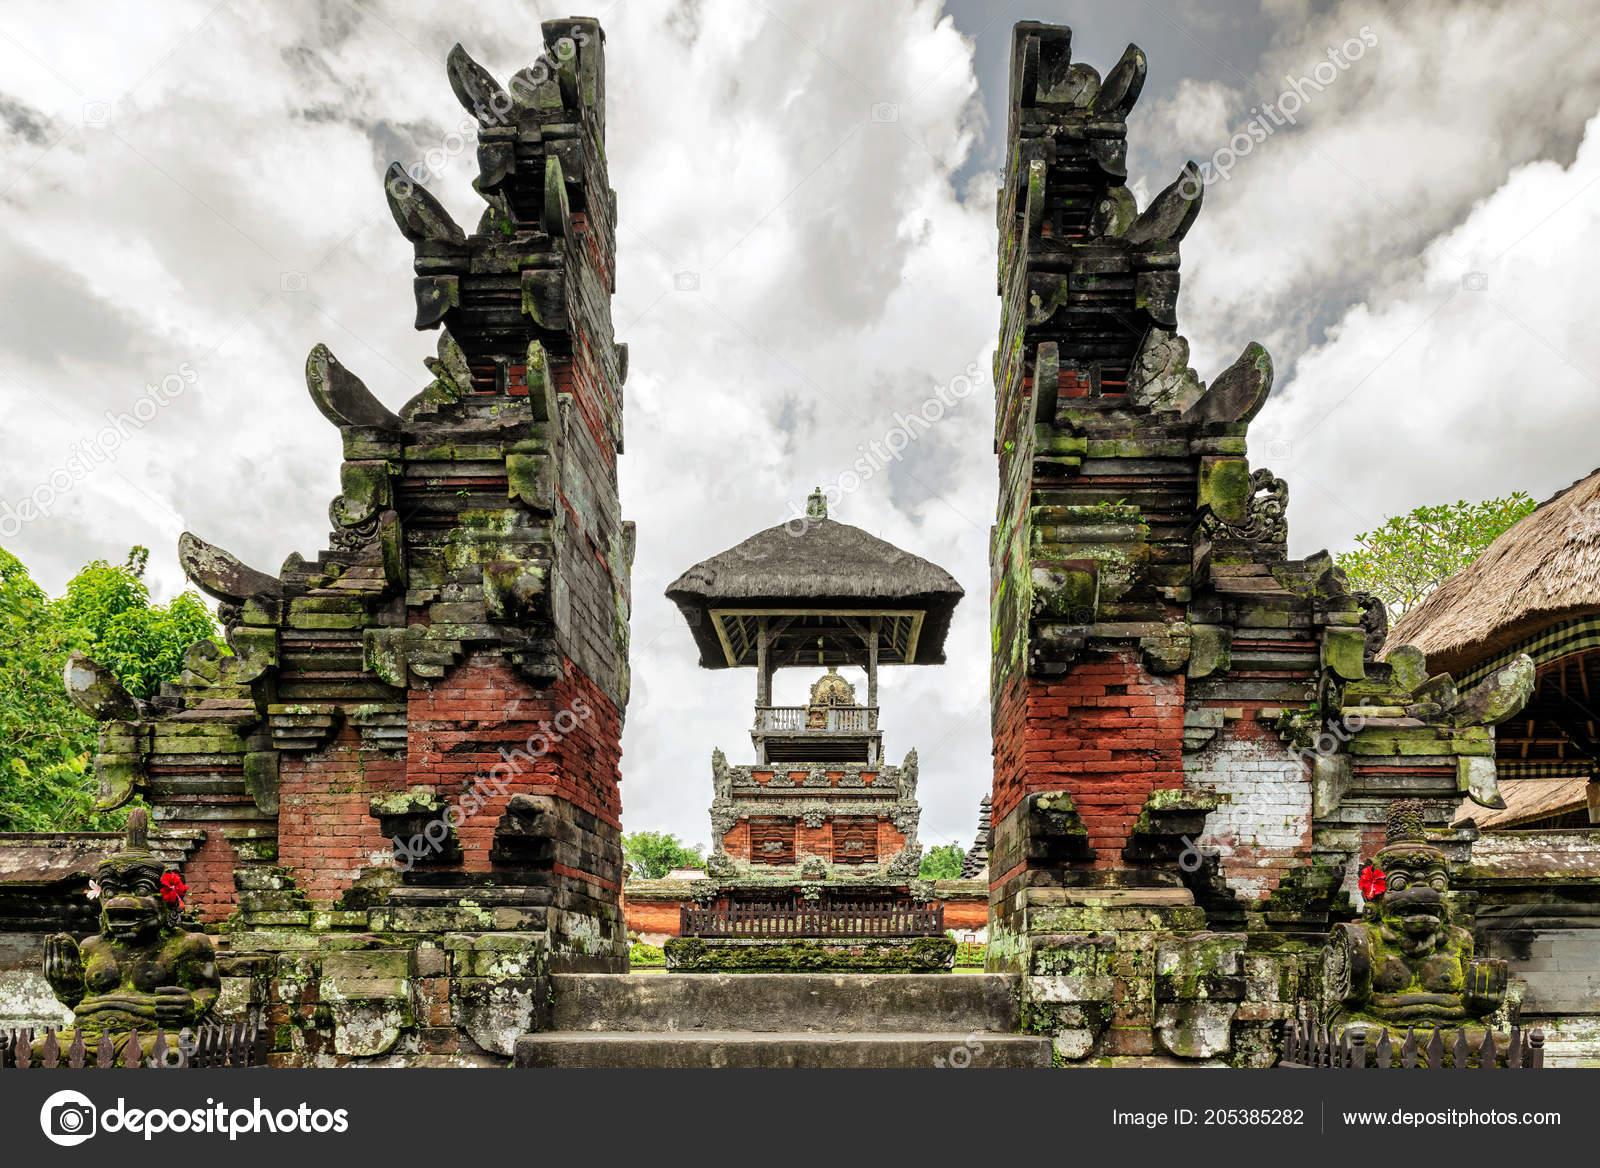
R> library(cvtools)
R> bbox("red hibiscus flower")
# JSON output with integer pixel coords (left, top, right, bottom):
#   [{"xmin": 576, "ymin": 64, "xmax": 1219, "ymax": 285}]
[
  {"xmin": 1358, "ymin": 863, "xmax": 1386, "ymax": 900},
  {"xmin": 160, "ymin": 872, "xmax": 189, "ymax": 909}
]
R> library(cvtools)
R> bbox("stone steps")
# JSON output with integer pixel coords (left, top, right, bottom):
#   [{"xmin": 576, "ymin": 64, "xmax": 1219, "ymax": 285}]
[
  {"xmin": 549, "ymin": 972, "xmax": 1023, "ymax": 1033},
  {"xmin": 519, "ymin": 973, "xmax": 1046, "ymax": 1068},
  {"xmin": 515, "ymin": 1030, "xmax": 1052, "ymax": 1069}
]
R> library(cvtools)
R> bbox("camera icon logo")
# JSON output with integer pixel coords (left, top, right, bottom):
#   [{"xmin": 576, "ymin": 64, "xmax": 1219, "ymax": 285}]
[
  {"xmin": 1462, "ymin": 271, "xmax": 1488, "ymax": 291},
  {"xmin": 673, "ymin": 270, "xmax": 700, "ymax": 292},
  {"xmin": 82, "ymin": 100, "xmax": 111, "ymax": 126},
  {"xmin": 1261, "ymin": 436, "xmax": 1292, "ymax": 462},
  {"xmin": 40, "ymin": 1089, "xmax": 97, "ymax": 1146},
  {"xmin": 870, "ymin": 102, "xmax": 899, "ymax": 123},
  {"xmin": 280, "ymin": 271, "xmax": 309, "ymax": 292}
]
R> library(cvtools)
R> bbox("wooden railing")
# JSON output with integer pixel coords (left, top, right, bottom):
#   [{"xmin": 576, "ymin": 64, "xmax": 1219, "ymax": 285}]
[
  {"xmin": 0, "ymin": 1021, "xmax": 268, "ymax": 1068},
  {"xmin": 1278, "ymin": 1021, "xmax": 1544, "ymax": 1069},
  {"xmin": 754, "ymin": 706, "xmax": 879, "ymax": 733},
  {"xmin": 681, "ymin": 900, "xmax": 943, "ymax": 938}
]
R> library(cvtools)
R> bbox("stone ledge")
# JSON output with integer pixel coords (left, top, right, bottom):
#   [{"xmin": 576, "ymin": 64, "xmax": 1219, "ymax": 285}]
[{"xmin": 663, "ymin": 935, "xmax": 956, "ymax": 973}]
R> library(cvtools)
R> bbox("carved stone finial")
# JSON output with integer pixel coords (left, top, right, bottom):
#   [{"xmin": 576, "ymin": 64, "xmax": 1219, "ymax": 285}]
[
  {"xmin": 305, "ymin": 343, "xmax": 403, "ymax": 431},
  {"xmin": 446, "ymin": 43, "xmax": 512, "ymax": 126},
  {"xmin": 1122, "ymin": 162, "xmax": 1204, "ymax": 245},
  {"xmin": 177, "ymin": 532, "xmax": 284, "ymax": 603},
  {"xmin": 383, "ymin": 162, "xmax": 466, "ymax": 247},
  {"xmin": 1090, "ymin": 43, "xmax": 1147, "ymax": 119},
  {"xmin": 1182, "ymin": 342, "xmax": 1274, "ymax": 426},
  {"xmin": 125, "ymin": 807, "xmax": 149, "ymax": 852},
  {"xmin": 63, "ymin": 651, "xmax": 142, "ymax": 722},
  {"xmin": 1384, "ymin": 799, "xmax": 1427, "ymax": 848},
  {"xmin": 806, "ymin": 487, "xmax": 827, "ymax": 520}
]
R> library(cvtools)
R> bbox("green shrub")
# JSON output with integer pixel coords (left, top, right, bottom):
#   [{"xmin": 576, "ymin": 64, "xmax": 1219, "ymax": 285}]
[
  {"xmin": 954, "ymin": 941, "xmax": 986, "ymax": 967},
  {"xmin": 629, "ymin": 941, "xmax": 665, "ymax": 968}
]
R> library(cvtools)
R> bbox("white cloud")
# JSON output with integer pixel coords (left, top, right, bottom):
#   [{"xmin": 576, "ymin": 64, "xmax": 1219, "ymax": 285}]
[
  {"xmin": 2, "ymin": 0, "xmax": 1598, "ymax": 855},
  {"xmin": 0, "ymin": 0, "xmax": 996, "ymax": 850},
  {"xmin": 1258, "ymin": 109, "xmax": 1600, "ymax": 556},
  {"xmin": 1137, "ymin": 0, "xmax": 1600, "ymax": 376}
]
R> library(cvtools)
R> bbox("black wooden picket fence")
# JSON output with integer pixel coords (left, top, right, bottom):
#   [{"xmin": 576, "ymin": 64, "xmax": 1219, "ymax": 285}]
[
  {"xmin": 0, "ymin": 1021, "xmax": 267, "ymax": 1068},
  {"xmin": 1279, "ymin": 1020, "xmax": 1544, "ymax": 1069}
]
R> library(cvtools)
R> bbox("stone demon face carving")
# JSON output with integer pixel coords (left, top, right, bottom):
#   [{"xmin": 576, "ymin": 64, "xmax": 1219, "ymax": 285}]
[
  {"xmin": 1371, "ymin": 846, "xmax": 1451, "ymax": 958},
  {"xmin": 95, "ymin": 861, "xmax": 173, "ymax": 945}
]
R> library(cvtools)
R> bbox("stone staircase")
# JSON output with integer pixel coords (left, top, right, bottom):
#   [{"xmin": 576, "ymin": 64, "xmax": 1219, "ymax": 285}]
[{"xmin": 514, "ymin": 973, "xmax": 1052, "ymax": 1068}]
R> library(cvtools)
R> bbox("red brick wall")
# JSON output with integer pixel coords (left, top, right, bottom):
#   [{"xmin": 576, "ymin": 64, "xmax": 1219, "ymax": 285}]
[
  {"xmin": 942, "ymin": 899, "xmax": 988, "ymax": 931},
  {"xmin": 273, "ymin": 651, "xmax": 624, "ymax": 908},
  {"xmin": 277, "ymin": 725, "xmax": 405, "ymax": 907},
  {"xmin": 178, "ymin": 823, "xmax": 258, "ymax": 922},
  {"xmin": 625, "ymin": 892, "xmax": 984, "ymax": 939},
  {"xmin": 796, "ymin": 823, "xmax": 828, "ymax": 859},
  {"xmin": 992, "ymin": 648, "xmax": 1184, "ymax": 865},
  {"xmin": 876, "ymin": 821, "xmax": 908, "ymax": 860},
  {"xmin": 624, "ymin": 896, "xmax": 682, "ymax": 937},
  {"xmin": 406, "ymin": 651, "xmax": 622, "ymax": 871}
]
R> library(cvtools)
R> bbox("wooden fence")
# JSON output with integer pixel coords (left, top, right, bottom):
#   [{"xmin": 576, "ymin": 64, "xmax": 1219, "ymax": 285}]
[
  {"xmin": 0, "ymin": 1021, "xmax": 268, "ymax": 1069},
  {"xmin": 1279, "ymin": 1020, "xmax": 1544, "ymax": 1069},
  {"xmin": 681, "ymin": 900, "xmax": 944, "ymax": 938}
]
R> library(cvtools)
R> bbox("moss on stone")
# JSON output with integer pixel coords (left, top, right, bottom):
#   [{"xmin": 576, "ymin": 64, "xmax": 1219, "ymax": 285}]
[{"xmin": 663, "ymin": 936, "xmax": 957, "ymax": 973}]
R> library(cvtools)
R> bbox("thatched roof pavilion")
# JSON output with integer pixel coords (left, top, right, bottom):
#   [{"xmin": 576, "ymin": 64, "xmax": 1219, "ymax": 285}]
[
  {"xmin": 1388, "ymin": 467, "xmax": 1600, "ymax": 830},
  {"xmin": 666, "ymin": 489, "xmax": 965, "ymax": 681}
]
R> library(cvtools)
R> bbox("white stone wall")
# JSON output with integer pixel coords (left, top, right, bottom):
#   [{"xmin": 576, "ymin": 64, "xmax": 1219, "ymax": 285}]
[{"xmin": 1184, "ymin": 716, "xmax": 1312, "ymax": 901}]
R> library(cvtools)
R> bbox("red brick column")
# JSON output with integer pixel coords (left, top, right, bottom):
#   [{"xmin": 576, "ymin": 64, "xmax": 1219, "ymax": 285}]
[
  {"xmin": 405, "ymin": 652, "xmax": 623, "ymax": 871},
  {"xmin": 993, "ymin": 648, "xmax": 1184, "ymax": 866},
  {"xmin": 277, "ymin": 726, "xmax": 405, "ymax": 906}
]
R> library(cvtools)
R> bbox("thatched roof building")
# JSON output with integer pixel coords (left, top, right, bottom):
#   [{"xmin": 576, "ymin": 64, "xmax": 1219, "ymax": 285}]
[
  {"xmin": 666, "ymin": 490, "xmax": 965, "ymax": 671},
  {"xmin": 1468, "ymin": 776, "xmax": 1594, "ymax": 830},
  {"xmin": 1388, "ymin": 467, "xmax": 1600, "ymax": 831},
  {"xmin": 1389, "ymin": 467, "xmax": 1600, "ymax": 682}
]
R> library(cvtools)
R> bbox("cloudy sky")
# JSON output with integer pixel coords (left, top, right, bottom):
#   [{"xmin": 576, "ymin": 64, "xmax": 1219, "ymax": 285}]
[{"xmin": 3, "ymin": 0, "xmax": 1599, "ymax": 853}]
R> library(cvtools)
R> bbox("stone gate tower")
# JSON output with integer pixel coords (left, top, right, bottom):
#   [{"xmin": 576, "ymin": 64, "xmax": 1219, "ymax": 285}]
[
  {"xmin": 66, "ymin": 19, "xmax": 633, "ymax": 977},
  {"xmin": 988, "ymin": 22, "xmax": 1532, "ymax": 1063}
]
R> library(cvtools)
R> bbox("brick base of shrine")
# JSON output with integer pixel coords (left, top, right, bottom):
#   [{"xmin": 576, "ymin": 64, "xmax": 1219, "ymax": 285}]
[{"xmin": 662, "ymin": 935, "xmax": 957, "ymax": 973}]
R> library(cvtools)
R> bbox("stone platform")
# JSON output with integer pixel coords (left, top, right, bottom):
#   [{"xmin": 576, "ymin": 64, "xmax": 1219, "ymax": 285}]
[{"xmin": 515, "ymin": 972, "xmax": 1050, "ymax": 1068}]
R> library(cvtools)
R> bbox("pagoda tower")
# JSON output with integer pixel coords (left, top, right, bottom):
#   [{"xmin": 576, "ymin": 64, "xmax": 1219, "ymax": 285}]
[{"xmin": 666, "ymin": 490, "xmax": 963, "ymax": 899}]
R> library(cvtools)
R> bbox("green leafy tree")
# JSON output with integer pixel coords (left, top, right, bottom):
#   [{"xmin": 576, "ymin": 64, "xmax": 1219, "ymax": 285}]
[
  {"xmin": 918, "ymin": 842, "xmax": 966, "ymax": 880},
  {"xmin": 0, "ymin": 546, "xmax": 219, "ymax": 831},
  {"xmin": 1336, "ymin": 493, "xmax": 1537, "ymax": 619},
  {"xmin": 53, "ymin": 548, "xmax": 218, "ymax": 699},
  {"xmin": 622, "ymin": 831, "xmax": 705, "ymax": 879},
  {"xmin": 0, "ymin": 546, "xmax": 92, "ymax": 831}
]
